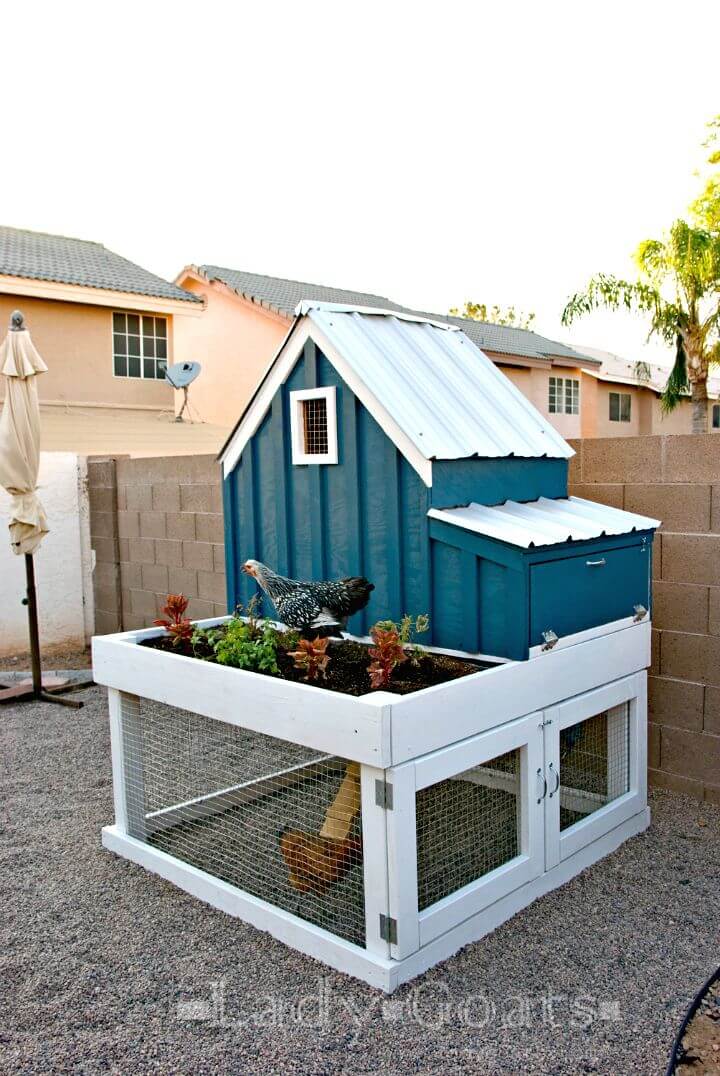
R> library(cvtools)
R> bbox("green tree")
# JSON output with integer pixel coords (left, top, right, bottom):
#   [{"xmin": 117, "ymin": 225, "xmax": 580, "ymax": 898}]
[
  {"xmin": 449, "ymin": 301, "xmax": 536, "ymax": 330},
  {"xmin": 562, "ymin": 220, "xmax": 720, "ymax": 433},
  {"xmin": 691, "ymin": 114, "xmax": 720, "ymax": 231}
]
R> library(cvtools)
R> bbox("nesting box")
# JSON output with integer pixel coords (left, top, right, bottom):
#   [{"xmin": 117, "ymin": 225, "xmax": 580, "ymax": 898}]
[{"xmin": 95, "ymin": 303, "xmax": 658, "ymax": 991}]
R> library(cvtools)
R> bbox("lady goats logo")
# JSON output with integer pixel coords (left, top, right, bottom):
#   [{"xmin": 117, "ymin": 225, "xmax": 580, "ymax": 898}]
[{"xmin": 176, "ymin": 977, "xmax": 621, "ymax": 1034}]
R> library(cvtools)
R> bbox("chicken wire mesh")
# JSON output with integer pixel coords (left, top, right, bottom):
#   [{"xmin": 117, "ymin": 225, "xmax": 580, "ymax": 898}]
[
  {"xmin": 415, "ymin": 747, "xmax": 521, "ymax": 911},
  {"xmin": 118, "ymin": 694, "xmax": 366, "ymax": 946},
  {"xmin": 302, "ymin": 396, "xmax": 329, "ymax": 455},
  {"xmin": 559, "ymin": 703, "xmax": 630, "ymax": 831}
]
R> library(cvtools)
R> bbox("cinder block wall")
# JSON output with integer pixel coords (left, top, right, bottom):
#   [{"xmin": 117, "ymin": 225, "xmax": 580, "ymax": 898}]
[
  {"xmin": 569, "ymin": 434, "xmax": 720, "ymax": 806},
  {"xmin": 88, "ymin": 454, "xmax": 225, "ymax": 633}
]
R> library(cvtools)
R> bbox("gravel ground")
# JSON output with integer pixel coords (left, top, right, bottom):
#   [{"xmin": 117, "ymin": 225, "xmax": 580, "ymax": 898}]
[{"xmin": 2, "ymin": 686, "xmax": 719, "ymax": 1075}]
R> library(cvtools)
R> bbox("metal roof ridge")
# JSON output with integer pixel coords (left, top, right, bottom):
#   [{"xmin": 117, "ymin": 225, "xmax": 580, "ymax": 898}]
[{"xmin": 301, "ymin": 301, "xmax": 460, "ymax": 330}]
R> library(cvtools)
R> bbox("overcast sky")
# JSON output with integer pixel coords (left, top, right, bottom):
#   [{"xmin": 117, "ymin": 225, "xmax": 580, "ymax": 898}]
[{"xmin": 7, "ymin": 0, "xmax": 719, "ymax": 366}]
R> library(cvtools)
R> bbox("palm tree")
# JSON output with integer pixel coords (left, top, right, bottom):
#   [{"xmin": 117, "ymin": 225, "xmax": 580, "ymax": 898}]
[{"xmin": 562, "ymin": 219, "xmax": 720, "ymax": 433}]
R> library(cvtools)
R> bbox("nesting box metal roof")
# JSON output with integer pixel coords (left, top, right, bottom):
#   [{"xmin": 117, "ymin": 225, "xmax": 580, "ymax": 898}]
[
  {"xmin": 220, "ymin": 303, "xmax": 573, "ymax": 480},
  {"xmin": 428, "ymin": 496, "xmax": 661, "ymax": 549}
]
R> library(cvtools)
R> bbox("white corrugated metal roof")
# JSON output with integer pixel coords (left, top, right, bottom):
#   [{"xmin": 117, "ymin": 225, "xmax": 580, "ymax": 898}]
[
  {"xmin": 428, "ymin": 496, "xmax": 660, "ymax": 548},
  {"xmin": 303, "ymin": 303, "xmax": 574, "ymax": 460}
]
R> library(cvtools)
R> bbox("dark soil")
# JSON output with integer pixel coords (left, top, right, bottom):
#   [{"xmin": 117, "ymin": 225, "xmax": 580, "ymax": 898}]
[
  {"xmin": 676, "ymin": 977, "xmax": 720, "ymax": 1074},
  {"xmin": 140, "ymin": 629, "xmax": 491, "ymax": 696}
]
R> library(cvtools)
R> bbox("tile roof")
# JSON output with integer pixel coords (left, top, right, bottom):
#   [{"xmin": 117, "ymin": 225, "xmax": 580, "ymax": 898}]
[
  {"xmin": 198, "ymin": 265, "xmax": 407, "ymax": 317},
  {"xmin": 0, "ymin": 226, "xmax": 200, "ymax": 303},
  {"xmin": 196, "ymin": 264, "xmax": 598, "ymax": 366}
]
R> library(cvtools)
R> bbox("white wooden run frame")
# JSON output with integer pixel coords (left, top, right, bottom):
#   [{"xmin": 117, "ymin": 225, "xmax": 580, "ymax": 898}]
[{"xmin": 94, "ymin": 617, "xmax": 651, "ymax": 993}]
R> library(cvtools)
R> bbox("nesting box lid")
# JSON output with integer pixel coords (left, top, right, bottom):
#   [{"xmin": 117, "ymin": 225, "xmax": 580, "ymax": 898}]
[{"xmin": 428, "ymin": 496, "xmax": 660, "ymax": 549}]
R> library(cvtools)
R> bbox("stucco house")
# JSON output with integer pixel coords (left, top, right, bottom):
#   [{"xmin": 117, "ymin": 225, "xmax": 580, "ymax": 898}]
[
  {"xmin": 578, "ymin": 347, "xmax": 720, "ymax": 436},
  {"xmin": 173, "ymin": 265, "xmax": 603, "ymax": 436},
  {"xmin": 0, "ymin": 227, "xmax": 226, "ymax": 455}
]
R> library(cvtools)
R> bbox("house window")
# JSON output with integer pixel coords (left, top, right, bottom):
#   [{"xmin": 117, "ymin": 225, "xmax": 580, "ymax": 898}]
[
  {"xmin": 609, "ymin": 391, "xmax": 632, "ymax": 422},
  {"xmin": 548, "ymin": 376, "xmax": 579, "ymax": 415},
  {"xmin": 713, "ymin": 404, "xmax": 720, "ymax": 430},
  {"xmin": 289, "ymin": 387, "xmax": 338, "ymax": 465},
  {"xmin": 113, "ymin": 312, "xmax": 168, "ymax": 380}
]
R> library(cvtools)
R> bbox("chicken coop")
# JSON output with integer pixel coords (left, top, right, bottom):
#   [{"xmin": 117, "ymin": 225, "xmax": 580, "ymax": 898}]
[{"xmin": 95, "ymin": 303, "xmax": 659, "ymax": 991}]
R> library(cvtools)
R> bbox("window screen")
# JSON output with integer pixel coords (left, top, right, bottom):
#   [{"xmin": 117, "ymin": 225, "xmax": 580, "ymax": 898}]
[{"xmin": 302, "ymin": 396, "xmax": 329, "ymax": 455}]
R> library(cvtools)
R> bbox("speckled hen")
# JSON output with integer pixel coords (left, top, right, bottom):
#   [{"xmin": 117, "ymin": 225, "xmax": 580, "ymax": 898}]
[{"xmin": 241, "ymin": 560, "xmax": 374, "ymax": 633}]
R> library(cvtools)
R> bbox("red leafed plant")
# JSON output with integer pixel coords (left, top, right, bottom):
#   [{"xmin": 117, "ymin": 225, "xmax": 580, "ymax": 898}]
[
  {"xmin": 154, "ymin": 593, "xmax": 193, "ymax": 647},
  {"xmin": 368, "ymin": 624, "xmax": 407, "ymax": 689},
  {"xmin": 288, "ymin": 636, "xmax": 331, "ymax": 681}
]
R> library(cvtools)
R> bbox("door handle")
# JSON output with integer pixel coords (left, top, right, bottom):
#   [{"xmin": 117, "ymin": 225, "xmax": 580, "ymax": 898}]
[
  {"xmin": 586, "ymin": 558, "xmax": 606, "ymax": 567},
  {"xmin": 548, "ymin": 762, "xmax": 560, "ymax": 797},
  {"xmin": 536, "ymin": 767, "xmax": 547, "ymax": 804}
]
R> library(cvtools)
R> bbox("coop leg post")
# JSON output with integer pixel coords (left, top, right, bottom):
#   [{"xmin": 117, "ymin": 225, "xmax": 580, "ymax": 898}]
[
  {"xmin": 108, "ymin": 689, "xmax": 147, "ymax": 839},
  {"xmin": 384, "ymin": 763, "xmax": 420, "ymax": 960},
  {"xmin": 360, "ymin": 765, "xmax": 392, "ymax": 958},
  {"xmin": 631, "ymin": 672, "xmax": 647, "ymax": 803}
]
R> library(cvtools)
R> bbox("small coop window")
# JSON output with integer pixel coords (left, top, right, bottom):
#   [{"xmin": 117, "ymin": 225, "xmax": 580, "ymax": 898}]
[
  {"xmin": 609, "ymin": 391, "xmax": 631, "ymax": 422},
  {"xmin": 548, "ymin": 376, "xmax": 579, "ymax": 415},
  {"xmin": 289, "ymin": 388, "xmax": 338, "ymax": 465},
  {"xmin": 712, "ymin": 404, "xmax": 720, "ymax": 430}
]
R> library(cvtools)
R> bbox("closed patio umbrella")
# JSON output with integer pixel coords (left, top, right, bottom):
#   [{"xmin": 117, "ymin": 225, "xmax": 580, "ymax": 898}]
[{"xmin": 0, "ymin": 310, "xmax": 81, "ymax": 707}]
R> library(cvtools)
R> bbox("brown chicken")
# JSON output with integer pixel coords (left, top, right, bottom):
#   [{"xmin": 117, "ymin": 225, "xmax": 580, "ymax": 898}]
[{"xmin": 278, "ymin": 828, "xmax": 362, "ymax": 895}]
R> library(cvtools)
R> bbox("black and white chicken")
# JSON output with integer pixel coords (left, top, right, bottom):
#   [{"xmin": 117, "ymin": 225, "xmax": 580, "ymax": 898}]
[{"xmin": 241, "ymin": 560, "xmax": 374, "ymax": 634}]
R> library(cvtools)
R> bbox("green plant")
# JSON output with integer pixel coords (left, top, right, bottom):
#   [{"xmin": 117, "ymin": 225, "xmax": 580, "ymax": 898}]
[
  {"xmin": 212, "ymin": 616, "xmax": 280, "ymax": 674},
  {"xmin": 368, "ymin": 624, "xmax": 407, "ymax": 689},
  {"xmin": 154, "ymin": 594, "xmax": 193, "ymax": 647},
  {"xmin": 190, "ymin": 624, "xmax": 224, "ymax": 659},
  {"xmin": 374, "ymin": 613, "xmax": 430, "ymax": 664},
  {"xmin": 288, "ymin": 636, "xmax": 331, "ymax": 681}
]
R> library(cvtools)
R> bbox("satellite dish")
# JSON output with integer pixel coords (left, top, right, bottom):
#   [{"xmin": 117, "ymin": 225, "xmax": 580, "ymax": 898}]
[
  {"xmin": 165, "ymin": 361, "xmax": 201, "ymax": 389},
  {"xmin": 165, "ymin": 361, "xmax": 202, "ymax": 422}
]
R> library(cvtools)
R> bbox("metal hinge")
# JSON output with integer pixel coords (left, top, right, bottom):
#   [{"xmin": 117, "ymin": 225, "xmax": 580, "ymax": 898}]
[
  {"xmin": 633, "ymin": 604, "xmax": 647, "ymax": 622},
  {"xmin": 379, "ymin": 914, "xmax": 398, "ymax": 944},
  {"xmin": 375, "ymin": 778, "xmax": 394, "ymax": 810},
  {"xmin": 541, "ymin": 629, "xmax": 559, "ymax": 651}
]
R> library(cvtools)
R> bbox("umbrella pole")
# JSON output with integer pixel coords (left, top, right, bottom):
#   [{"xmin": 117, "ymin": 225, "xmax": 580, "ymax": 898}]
[
  {"xmin": 25, "ymin": 553, "xmax": 42, "ymax": 695},
  {"xmin": 23, "ymin": 553, "xmax": 83, "ymax": 709}
]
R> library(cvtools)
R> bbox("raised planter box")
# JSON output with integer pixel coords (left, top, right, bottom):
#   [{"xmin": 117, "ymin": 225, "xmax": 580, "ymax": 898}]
[{"xmin": 93, "ymin": 616, "xmax": 651, "ymax": 991}]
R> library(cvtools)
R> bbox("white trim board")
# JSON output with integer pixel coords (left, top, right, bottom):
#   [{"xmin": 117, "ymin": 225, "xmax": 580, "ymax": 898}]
[
  {"xmin": 102, "ymin": 806, "xmax": 649, "ymax": 993},
  {"xmin": 0, "ymin": 273, "xmax": 204, "ymax": 316}
]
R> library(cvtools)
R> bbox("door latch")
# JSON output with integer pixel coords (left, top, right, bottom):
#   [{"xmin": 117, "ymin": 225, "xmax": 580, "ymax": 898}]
[
  {"xmin": 541, "ymin": 629, "xmax": 558, "ymax": 651},
  {"xmin": 633, "ymin": 604, "xmax": 647, "ymax": 622}
]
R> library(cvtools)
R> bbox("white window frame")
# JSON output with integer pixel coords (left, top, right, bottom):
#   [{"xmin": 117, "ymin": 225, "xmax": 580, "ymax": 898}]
[
  {"xmin": 112, "ymin": 311, "xmax": 169, "ymax": 381},
  {"xmin": 289, "ymin": 387, "xmax": 338, "ymax": 465},
  {"xmin": 548, "ymin": 376, "xmax": 580, "ymax": 416},
  {"xmin": 609, "ymin": 391, "xmax": 632, "ymax": 423}
]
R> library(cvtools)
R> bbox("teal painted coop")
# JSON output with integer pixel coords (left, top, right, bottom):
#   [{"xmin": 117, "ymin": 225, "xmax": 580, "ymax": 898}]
[
  {"xmin": 219, "ymin": 302, "xmax": 658, "ymax": 659},
  {"xmin": 97, "ymin": 301, "xmax": 661, "ymax": 991}
]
